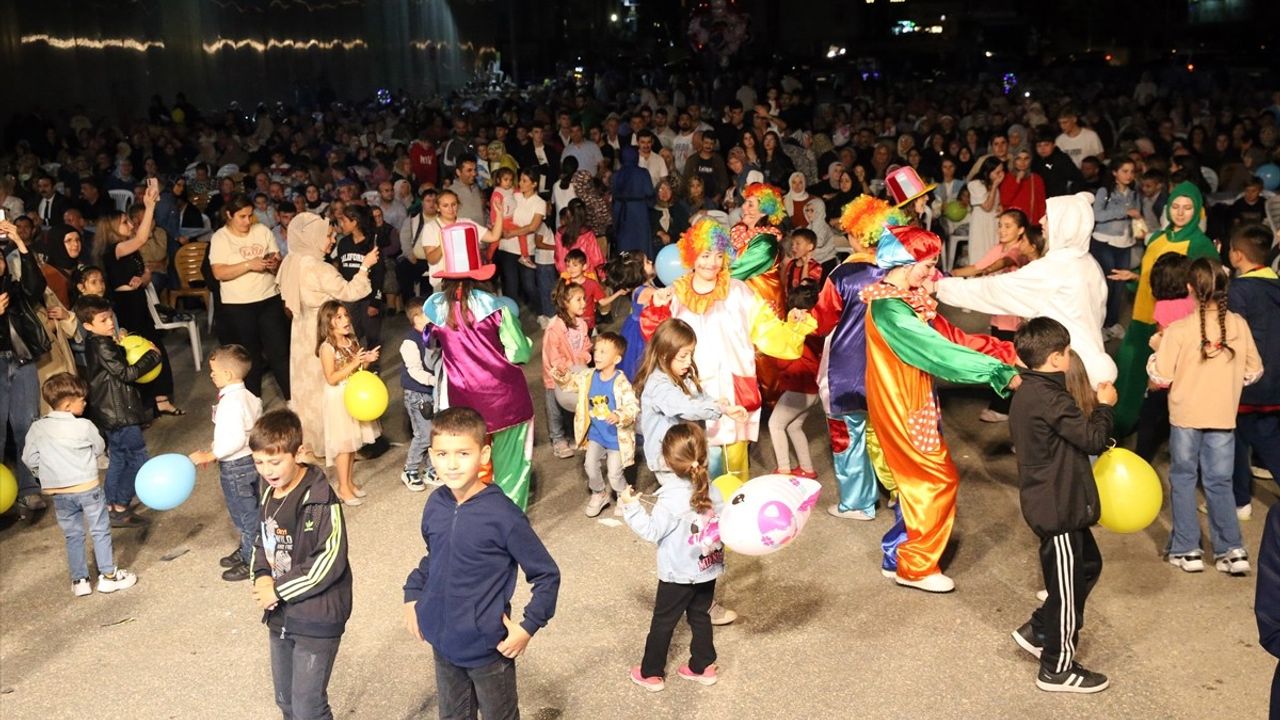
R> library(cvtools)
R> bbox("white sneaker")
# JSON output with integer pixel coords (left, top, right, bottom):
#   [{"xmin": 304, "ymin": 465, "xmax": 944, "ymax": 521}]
[
  {"xmin": 1237, "ymin": 504, "xmax": 1253, "ymax": 521},
  {"xmin": 709, "ymin": 602, "xmax": 738, "ymax": 626},
  {"xmin": 584, "ymin": 492, "xmax": 610, "ymax": 518},
  {"xmin": 895, "ymin": 572, "xmax": 955, "ymax": 593},
  {"xmin": 827, "ymin": 504, "xmax": 874, "ymax": 520},
  {"xmin": 1168, "ymin": 552, "xmax": 1205, "ymax": 573},
  {"xmin": 978, "ymin": 409, "xmax": 1009, "ymax": 423},
  {"xmin": 400, "ymin": 469, "xmax": 427, "ymax": 492},
  {"xmin": 72, "ymin": 578, "xmax": 92, "ymax": 597},
  {"xmin": 1215, "ymin": 548, "xmax": 1251, "ymax": 576},
  {"xmin": 1035, "ymin": 589, "xmax": 1049, "ymax": 602},
  {"xmin": 881, "ymin": 568, "xmax": 897, "ymax": 579},
  {"xmin": 97, "ymin": 569, "xmax": 138, "ymax": 593}
]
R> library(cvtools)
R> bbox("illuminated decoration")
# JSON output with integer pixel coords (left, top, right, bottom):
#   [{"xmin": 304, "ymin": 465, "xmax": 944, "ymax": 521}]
[
  {"xmin": 203, "ymin": 36, "xmax": 367, "ymax": 52},
  {"xmin": 1002, "ymin": 72, "xmax": 1018, "ymax": 95},
  {"xmin": 22, "ymin": 32, "xmax": 492, "ymax": 58},
  {"xmin": 21, "ymin": 34, "xmax": 165, "ymax": 53}
]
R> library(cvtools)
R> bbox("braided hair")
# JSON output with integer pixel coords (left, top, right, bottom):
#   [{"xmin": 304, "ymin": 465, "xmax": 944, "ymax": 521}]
[{"xmin": 1188, "ymin": 257, "xmax": 1235, "ymax": 361}]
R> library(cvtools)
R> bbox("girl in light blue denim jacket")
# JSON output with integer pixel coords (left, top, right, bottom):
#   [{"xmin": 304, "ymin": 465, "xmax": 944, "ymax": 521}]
[{"xmin": 1090, "ymin": 158, "xmax": 1141, "ymax": 330}]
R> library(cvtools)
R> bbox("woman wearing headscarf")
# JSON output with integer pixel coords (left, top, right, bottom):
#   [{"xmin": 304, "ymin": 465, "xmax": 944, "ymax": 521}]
[
  {"xmin": 803, "ymin": 197, "xmax": 840, "ymax": 278},
  {"xmin": 611, "ymin": 146, "xmax": 655, "ymax": 257},
  {"xmin": 32, "ymin": 226, "xmax": 81, "ymax": 411},
  {"xmin": 784, "ymin": 172, "xmax": 812, "ymax": 228},
  {"xmin": 41, "ymin": 224, "xmax": 84, "ymax": 308},
  {"xmin": 277, "ymin": 212, "xmax": 377, "ymax": 457},
  {"xmin": 651, "ymin": 176, "xmax": 690, "ymax": 250}
]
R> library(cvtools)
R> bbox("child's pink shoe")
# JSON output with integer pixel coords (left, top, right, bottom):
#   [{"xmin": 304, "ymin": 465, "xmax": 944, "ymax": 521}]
[
  {"xmin": 677, "ymin": 664, "xmax": 718, "ymax": 686},
  {"xmin": 791, "ymin": 467, "xmax": 818, "ymax": 480},
  {"xmin": 630, "ymin": 666, "xmax": 665, "ymax": 692}
]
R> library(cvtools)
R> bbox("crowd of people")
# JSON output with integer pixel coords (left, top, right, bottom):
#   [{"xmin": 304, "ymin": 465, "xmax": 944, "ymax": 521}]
[{"xmin": 3, "ymin": 62, "xmax": 1280, "ymax": 717}]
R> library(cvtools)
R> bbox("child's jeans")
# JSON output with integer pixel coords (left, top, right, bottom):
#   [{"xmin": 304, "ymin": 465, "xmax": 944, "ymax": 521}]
[
  {"xmin": 434, "ymin": 651, "xmax": 518, "ymax": 720},
  {"xmin": 269, "ymin": 630, "xmax": 342, "ymax": 720},
  {"xmin": 52, "ymin": 485, "xmax": 115, "ymax": 581},
  {"xmin": 585, "ymin": 440, "xmax": 626, "ymax": 494},
  {"xmin": 544, "ymin": 388, "xmax": 571, "ymax": 446},
  {"xmin": 535, "ymin": 261, "xmax": 558, "ymax": 319},
  {"xmin": 1168, "ymin": 426, "xmax": 1244, "ymax": 557},
  {"xmin": 104, "ymin": 425, "xmax": 148, "ymax": 508},
  {"xmin": 219, "ymin": 455, "xmax": 260, "ymax": 564},
  {"xmin": 404, "ymin": 389, "xmax": 434, "ymax": 475},
  {"xmin": 641, "ymin": 578, "xmax": 717, "ymax": 679}
]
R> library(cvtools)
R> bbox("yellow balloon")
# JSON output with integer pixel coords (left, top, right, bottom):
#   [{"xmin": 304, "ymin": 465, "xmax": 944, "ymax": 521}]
[
  {"xmin": 0, "ymin": 464, "xmax": 16, "ymax": 514},
  {"xmin": 712, "ymin": 473, "xmax": 743, "ymax": 501},
  {"xmin": 120, "ymin": 335, "xmax": 161, "ymax": 384},
  {"xmin": 1094, "ymin": 447, "xmax": 1163, "ymax": 533},
  {"xmin": 344, "ymin": 370, "xmax": 388, "ymax": 422}
]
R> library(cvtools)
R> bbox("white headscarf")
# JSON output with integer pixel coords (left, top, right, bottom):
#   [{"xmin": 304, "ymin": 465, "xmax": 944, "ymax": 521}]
[
  {"xmin": 784, "ymin": 171, "xmax": 810, "ymax": 207},
  {"xmin": 277, "ymin": 212, "xmax": 331, "ymax": 316}
]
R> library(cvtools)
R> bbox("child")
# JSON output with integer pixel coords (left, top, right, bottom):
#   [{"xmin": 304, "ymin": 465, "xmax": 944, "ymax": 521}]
[
  {"xmin": 1135, "ymin": 253, "xmax": 1194, "ymax": 461},
  {"xmin": 21, "ymin": 373, "xmax": 137, "ymax": 596},
  {"xmin": 1008, "ymin": 317, "xmax": 1116, "ymax": 694},
  {"xmin": 782, "ymin": 229, "xmax": 822, "ymax": 298},
  {"xmin": 68, "ymin": 266, "xmax": 109, "ymax": 372},
  {"xmin": 768, "ymin": 280, "xmax": 824, "ymax": 479},
  {"xmin": 252, "ymin": 192, "xmax": 278, "ymax": 229},
  {"xmin": 621, "ymin": 422, "xmax": 724, "ymax": 691},
  {"xmin": 604, "ymin": 250, "xmax": 657, "ymax": 382},
  {"xmin": 562, "ymin": 249, "xmax": 622, "ymax": 332},
  {"xmin": 554, "ymin": 198, "xmax": 606, "ymax": 277},
  {"xmin": 74, "ymin": 294, "xmax": 161, "ymax": 528},
  {"xmin": 569, "ymin": 332, "xmax": 639, "ymax": 517},
  {"xmin": 402, "ymin": 407, "xmax": 560, "ymax": 719},
  {"xmin": 1150, "ymin": 257, "xmax": 1262, "ymax": 575},
  {"xmin": 188, "ymin": 344, "xmax": 264, "ymax": 582},
  {"xmin": 1226, "ymin": 176, "xmax": 1268, "ymax": 238},
  {"xmin": 248, "ymin": 409, "xmax": 351, "ymax": 720},
  {"xmin": 543, "ymin": 281, "xmax": 593, "ymax": 459},
  {"xmin": 399, "ymin": 298, "xmax": 440, "ymax": 492},
  {"xmin": 1226, "ymin": 225, "xmax": 1280, "ymax": 515},
  {"xmin": 490, "ymin": 167, "xmax": 532, "ymax": 269},
  {"xmin": 316, "ymin": 301, "xmax": 381, "ymax": 505}
]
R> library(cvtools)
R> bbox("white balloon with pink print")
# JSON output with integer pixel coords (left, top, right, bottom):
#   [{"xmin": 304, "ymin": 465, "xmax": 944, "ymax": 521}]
[{"xmin": 718, "ymin": 474, "xmax": 821, "ymax": 556}]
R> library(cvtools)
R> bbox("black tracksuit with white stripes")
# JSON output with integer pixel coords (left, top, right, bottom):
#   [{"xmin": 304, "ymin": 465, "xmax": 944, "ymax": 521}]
[{"xmin": 1009, "ymin": 370, "xmax": 1115, "ymax": 674}]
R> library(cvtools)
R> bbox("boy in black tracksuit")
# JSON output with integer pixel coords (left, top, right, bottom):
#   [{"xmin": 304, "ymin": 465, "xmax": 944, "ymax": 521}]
[{"xmin": 1008, "ymin": 317, "xmax": 1116, "ymax": 694}]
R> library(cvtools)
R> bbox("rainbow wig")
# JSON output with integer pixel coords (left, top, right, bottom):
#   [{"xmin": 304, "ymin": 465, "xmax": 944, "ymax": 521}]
[
  {"xmin": 838, "ymin": 195, "xmax": 907, "ymax": 248},
  {"xmin": 679, "ymin": 217, "xmax": 735, "ymax": 268},
  {"xmin": 743, "ymin": 183, "xmax": 786, "ymax": 226}
]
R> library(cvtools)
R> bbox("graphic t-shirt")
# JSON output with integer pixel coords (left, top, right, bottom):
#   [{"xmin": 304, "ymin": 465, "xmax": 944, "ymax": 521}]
[
  {"xmin": 587, "ymin": 370, "xmax": 620, "ymax": 450},
  {"xmin": 261, "ymin": 485, "xmax": 307, "ymax": 579}
]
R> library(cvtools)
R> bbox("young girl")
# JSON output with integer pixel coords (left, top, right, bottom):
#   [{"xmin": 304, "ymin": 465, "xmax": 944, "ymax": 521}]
[
  {"xmin": 1091, "ymin": 158, "xmax": 1141, "ymax": 337},
  {"xmin": 966, "ymin": 156, "xmax": 1005, "ymax": 264},
  {"xmin": 543, "ymin": 281, "xmax": 592, "ymax": 459},
  {"xmin": 620, "ymin": 421, "xmax": 724, "ymax": 691},
  {"xmin": 1149, "ymin": 258, "xmax": 1262, "ymax": 576},
  {"xmin": 316, "ymin": 301, "xmax": 381, "ymax": 505},
  {"xmin": 606, "ymin": 251, "xmax": 658, "ymax": 382},
  {"xmin": 1135, "ymin": 253, "xmax": 1194, "ymax": 462},
  {"xmin": 554, "ymin": 199, "xmax": 605, "ymax": 276},
  {"xmin": 769, "ymin": 280, "xmax": 825, "ymax": 479}
]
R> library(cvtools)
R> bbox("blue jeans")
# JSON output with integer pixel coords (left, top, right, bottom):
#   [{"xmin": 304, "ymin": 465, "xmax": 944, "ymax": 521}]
[
  {"xmin": 52, "ymin": 485, "xmax": 115, "ymax": 581},
  {"xmin": 219, "ymin": 455, "xmax": 260, "ymax": 564},
  {"xmin": 1089, "ymin": 240, "xmax": 1132, "ymax": 328},
  {"xmin": 544, "ymin": 388, "xmax": 570, "ymax": 445},
  {"xmin": 105, "ymin": 425, "xmax": 148, "ymax": 508},
  {"xmin": 433, "ymin": 652, "xmax": 519, "ymax": 720},
  {"xmin": 535, "ymin": 262, "xmax": 559, "ymax": 319},
  {"xmin": 0, "ymin": 355, "xmax": 40, "ymax": 495},
  {"xmin": 403, "ymin": 389, "xmax": 434, "ymax": 474},
  {"xmin": 1234, "ymin": 412, "xmax": 1280, "ymax": 507},
  {"xmin": 1168, "ymin": 426, "xmax": 1244, "ymax": 557}
]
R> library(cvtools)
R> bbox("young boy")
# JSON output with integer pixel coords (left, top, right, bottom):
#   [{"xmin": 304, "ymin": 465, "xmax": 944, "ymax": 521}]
[
  {"xmin": 1008, "ymin": 317, "xmax": 1117, "ymax": 694},
  {"xmin": 399, "ymin": 298, "xmax": 440, "ymax": 491},
  {"xmin": 1227, "ymin": 177, "xmax": 1269, "ymax": 238},
  {"xmin": 783, "ymin": 228, "xmax": 823, "ymax": 298},
  {"xmin": 403, "ymin": 407, "xmax": 560, "ymax": 720},
  {"xmin": 563, "ymin": 248, "xmax": 623, "ymax": 332},
  {"xmin": 189, "ymin": 344, "xmax": 264, "ymax": 582},
  {"xmin": 22, "ymin": 373, "xmax": 137, "ymax": 596},
  {"xmin": 249, "ymin": 409, "xmax": 351, "ymax": 720},
  {"xmin": 75, "ymin": 294, "xmax": 161, "ymax": 528},
  {"xmin": 568, "ymin": 332, "xmax": 639, "ymax": 517}
]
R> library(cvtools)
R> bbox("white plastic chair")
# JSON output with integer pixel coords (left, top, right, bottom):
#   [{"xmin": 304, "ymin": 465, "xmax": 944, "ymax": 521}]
[
  {"xmin": 144, "ymin": 285, "xmax": 202, "ymax": 372},
  {"xmin": 108, "ymin": 189, "xmax": 134, "ymax": 213}
]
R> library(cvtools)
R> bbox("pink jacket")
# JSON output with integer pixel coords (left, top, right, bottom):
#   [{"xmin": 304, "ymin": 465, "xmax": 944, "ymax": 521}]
[
  {"xmin": 554, "ymin": 230, "xmax": 605, "ymax": 274},
  {"xmin": 540, "ymin": 316, "xmax": 592, "ymax": 389}
]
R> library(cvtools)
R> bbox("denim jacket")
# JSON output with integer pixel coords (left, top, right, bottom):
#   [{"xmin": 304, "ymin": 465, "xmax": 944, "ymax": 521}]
[
  {"xmin": 1091, "ymin": 186, "xmax": 1137, "ymax": 247},
  {"xmin": 623, "ymin": 476, "xmax": 725, "ymax": 584}
]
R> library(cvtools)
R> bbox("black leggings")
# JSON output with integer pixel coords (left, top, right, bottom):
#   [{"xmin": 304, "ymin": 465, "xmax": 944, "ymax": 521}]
[
  {"xmin": 640, "ymin": 579, "xmax": 717, "ymax": 678},
  {"xmin": 220, "ymin": 295, "xmax": 292, "ymax": 400}
]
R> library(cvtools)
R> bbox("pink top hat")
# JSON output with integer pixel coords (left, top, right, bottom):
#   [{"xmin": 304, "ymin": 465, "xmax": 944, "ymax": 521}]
[
  {"xmin": 885, "ymin": 166, "xmax": 937, "ymax": 208},
  {"xmin": 433, "ymin": 222, "xmax": 496, "ymax": 281}
]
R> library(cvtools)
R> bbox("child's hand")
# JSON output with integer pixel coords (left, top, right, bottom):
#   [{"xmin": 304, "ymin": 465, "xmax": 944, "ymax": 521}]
[
  {"xmin": 497, "ymin": 614, "xmax": 531, "ymax": 659},
  {"xmin": 1148, "ymin": 332, "xmax": 1162, "ymax": 351},
  {"xmin": 404, "ymin": 601, "xmax": 423, "ymax": 642},
  {"xmin": 722, "ymin": 404, "xmax": 749, "ymax": 423},
  {"xmin": 1006, "ymin": 373, "xmax": 1023, "ymax": 392},
  {"xmin": 189, "ymin": 450, "xmax": 216, "ymax": 466},
  {"xmin": 359, "ymin": 346, "xmax": 381, "ymax": 364},
  {"xmin": 605, "ymin": 411, "xmax": 620, "ymax": 425},
  {"xmin": 619, "ymin": 485, "xmax": 641, "ymax": 505},
  {"xmin": 1096, "ymin": 381, "xmax": 1118, "ymax": 406},
  {"xmin": 651, "ymin": 287, "xmax": 674, "ymax": 307},
  {"xmin": 786, "ymin": 308, "xmax": 812, "ymax": 325},
  {"xmin": 251, "ymin": 576, "xmax": 278, "ymax": 611},
  {"xmin": 1107, "ymin": 269, "xmax": 1138, "ymax": 282}
]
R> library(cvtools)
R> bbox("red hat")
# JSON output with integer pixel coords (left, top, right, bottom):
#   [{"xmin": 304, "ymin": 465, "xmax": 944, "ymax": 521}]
[
  {"xmin": 885, "ymin": 166, "xmax": 937, "ymax": 208},
  {"xmin": 875, "ymin": 225, "xmax": 942, "ymax": 268},
  {"xmin": 433, "ymin": 222, "xmax": 496, "ymax": 281}
]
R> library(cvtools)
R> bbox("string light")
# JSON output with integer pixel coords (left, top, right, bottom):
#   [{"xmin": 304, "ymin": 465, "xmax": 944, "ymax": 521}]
[
  {"xmin": 22, "ymin": 33, "xmax": 491, "ymax": 56},
  {"xmin": 21, "ymin": 34, "xmax": 164, "ymax": 52}
]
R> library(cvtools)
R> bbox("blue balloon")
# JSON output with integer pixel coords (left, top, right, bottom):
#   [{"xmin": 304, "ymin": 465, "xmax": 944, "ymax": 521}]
[
  {"xmin": 494, "ymin": 294, "xmax": 520, "ymax": 318},
  {"xmin": 136, "ymin": 453, "xmax": 197, "ymax": 511},
  {"xmin": 655, "ymin": 244, "xmax": 688, "ymax": 287},
  {"xmin": 1257, "ymin": 163, "xmax": 1280, "ymax": 192}
]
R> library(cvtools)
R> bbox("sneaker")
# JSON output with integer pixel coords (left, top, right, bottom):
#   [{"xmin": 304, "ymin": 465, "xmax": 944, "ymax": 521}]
[
  {"xmin": 1168, "ymin": 552, "xmax": 1205, "ymax": 573},
  {"xmin": 518, "ymin": 256, "xmax": 537, "ymax": 269},
  {"xmin": 400, "ymin": 469, "xmax": 427, "ymax": 492},
  {"xmin": 20, "ymin": 493, "xmax": 47, "ymax": 511},
  {"xmin": 827, "ymin": 504, "xmax": 874, "ymax": 521},
  {"xmin": 1237, "ymin": 504, "xmax": 1253, "ymax": 521},
  {"xmin": 1036, "ymin": 663, "xmax": 1110, "ymax": 694},
  {"xmin": 1215, "ymin": 548, "xmax": 1251, "ymax": 576},
  {"xmin": 219, "ymin": 547, "xmax": 243, "ymax": 568},
  {"xmin": 584, "ymin": 492, "xmax": 610, "ymax": 518},
  {"xmin": 422, "ymin": 466, "xmax": 444, "ymax": 487},
  {"xmin": 1035, "ymin": 589, "xmax": 1049, "ymax": 602},
  {"xmin": 630, "ymin": 666, "xmax": 665, "ymax": 692},
  {"xmin": 72, "ymin": 578, "xmax": 92, "ymax": 597},
  {"xmin": 552, "ymin": 441, "xmax": 576, "ymax": 459},
  {"xmin": 881, "ymin": 567, "xmax": 897, "ymax": 579},
  {"xmin": 222, "ymin": 561, "xmax": 252, "ymax": 582},
  {"xmin": 677, "ymin": 664, "xmax": 718, "ymax": 686},
  {"xmin": 709, "ymin": 602, "xmax": 738, "ymax": 626},
  {"xmin": 1012, "ymin": 622, "xmax": 1044, "ymax": 659},
  {"xmin": 978, "ymin": 409, "xmax": 1009, "ymax": 423},
  {"xmin": 109, "ymin": 509, "xmax": 148, "ymax": 528},
  {"xmin": 97, "ymin": 569, "xmax": 138, "ymax": 593},
  {"xmin": 895, "ymin": 572, "xmax": 956, "ymax": 593}
]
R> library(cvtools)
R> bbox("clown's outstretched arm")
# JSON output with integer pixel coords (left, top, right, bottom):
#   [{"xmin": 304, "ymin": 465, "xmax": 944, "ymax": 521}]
[
  {"xmin": 749, "ymin": 291, "xmax": 817, "ymax": 360},
  {"xmin": 872, "ymin": 298, "xmax": 1018, "ymax": 395},
  {"xmin": 935, "ymin": 268, "xmax": 1043, "ymax": 320}
]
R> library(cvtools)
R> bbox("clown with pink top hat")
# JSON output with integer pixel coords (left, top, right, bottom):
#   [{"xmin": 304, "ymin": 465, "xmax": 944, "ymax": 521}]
[
  {"xmin": 421, "ymin": 222, "xmax": 536, "ymax": 510},
  {"xmin": 884, "ymin": 166, "xmax": 937, "ymax": 227}
]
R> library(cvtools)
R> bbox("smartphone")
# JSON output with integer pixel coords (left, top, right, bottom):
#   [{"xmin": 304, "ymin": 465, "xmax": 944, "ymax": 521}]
[{"xmin": 0, "ymin": 208, "xmax": 8, "ymax": 240}]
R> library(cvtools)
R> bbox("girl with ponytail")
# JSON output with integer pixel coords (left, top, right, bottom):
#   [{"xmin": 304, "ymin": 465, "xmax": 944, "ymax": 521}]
[{"xmin": 1149, "ymin": 257, "xmax": 1262, "ymax": 576}]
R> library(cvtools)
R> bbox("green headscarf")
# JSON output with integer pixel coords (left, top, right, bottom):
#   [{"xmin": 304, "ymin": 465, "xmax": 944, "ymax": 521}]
[{"xmin": 1160, "ymin": 181, "xmax": 1208, "ymax": 244}]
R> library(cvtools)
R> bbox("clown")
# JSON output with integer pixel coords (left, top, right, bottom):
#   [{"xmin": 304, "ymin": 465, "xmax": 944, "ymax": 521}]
[
  {"xmin": 860, "ymin": 225, "xmax": 1019, "ymax": 593},
  {"xmin": 730, "ymin": 182, "xmax": 787, "ymax": 316},
  {"xmin": 643, "ymin": 218, "xmax": 816, "ymax": 481},
  {"xmin": 812, "ymin": 196, "xmax": 906, "ymax": 521}
]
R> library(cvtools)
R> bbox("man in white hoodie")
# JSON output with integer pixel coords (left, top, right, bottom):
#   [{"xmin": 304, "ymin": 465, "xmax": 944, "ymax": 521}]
[{"xmin": 936, "ymin": 192, "xmax": 1117, "ymax": 388}]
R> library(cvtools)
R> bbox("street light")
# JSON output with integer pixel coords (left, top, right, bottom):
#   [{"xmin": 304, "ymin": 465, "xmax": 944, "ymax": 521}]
[{"xmin": 610, "ymin": 13, "xmax": 618, "ymax": 22}]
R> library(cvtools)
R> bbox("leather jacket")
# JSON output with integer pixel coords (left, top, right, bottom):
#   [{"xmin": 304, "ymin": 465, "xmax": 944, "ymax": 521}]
[
  {"xmin": 84, "ymin": 333, "xmax": 160, "ymax": 431},
  {"xmin": 0, "ymin": 248, "xmax": 51, "ymax": 364}
]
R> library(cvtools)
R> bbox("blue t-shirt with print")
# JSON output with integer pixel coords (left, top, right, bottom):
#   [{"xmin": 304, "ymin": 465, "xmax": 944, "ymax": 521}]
[{"xmin": 586, "ymin": 370, "xmax": 620, "ymax": 450}]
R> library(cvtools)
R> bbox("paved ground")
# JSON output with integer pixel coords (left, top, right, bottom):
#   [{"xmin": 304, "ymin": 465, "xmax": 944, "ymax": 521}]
[{"xmin": 1, "ymin": 303, "xmax": 1274, "ymax": 720}]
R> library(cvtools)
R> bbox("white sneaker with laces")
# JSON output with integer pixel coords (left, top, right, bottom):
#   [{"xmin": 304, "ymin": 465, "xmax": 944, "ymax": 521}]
[
  {"xmin": 1168, "ymin": 553, "xmax": 1205, "ymax": 573},
  {"xmin": 97, "ymin": 569, "xmax": 138, "ymax": 593},
  {"xmin": 72, "ymin": 578, "xmax": 92, "ymax": 597},
  {"xmin": 827, "ymin": 504, "xmax": 874, "ymax": 520},
  {"xmin": 895, "ymin": 572, "xmax": 956, "ymax": 593},
  {"xmin": 709, "ymin": 602, "xmax": 738, "ymax": 626},
  {"xmin": 1215, "ymin": 548, "xmax": 1251, "ymax": 576},
  {"xmin": 978, "ymin": 408, "xmax": 1009, "ymax": 423}
]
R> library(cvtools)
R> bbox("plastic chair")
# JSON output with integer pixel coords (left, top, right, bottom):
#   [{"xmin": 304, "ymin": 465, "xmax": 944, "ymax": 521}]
[
  {"xmin": 361, "ymin": 190, "xmax": 380, "ymax": 206},
  {"xmin": 144, "ymin": 284, "xmax": 202, "ymax": 372},
  {"xmin": 108, "ymin": 189, "xmax": 134, "ymax": 213},
  {"xmin": 168, "ymin": 241, "xmax": 214, "ymax": 331}
]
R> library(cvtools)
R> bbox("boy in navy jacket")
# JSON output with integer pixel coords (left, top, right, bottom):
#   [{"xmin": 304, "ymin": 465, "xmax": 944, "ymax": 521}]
[{"xmin": 403, "ymin": 406, "xmax": 560, "ymax": 719}]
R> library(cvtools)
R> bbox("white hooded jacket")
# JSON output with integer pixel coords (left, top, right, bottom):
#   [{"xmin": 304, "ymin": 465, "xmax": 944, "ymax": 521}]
[{"xmin": 936, "ymin": 192, "xmax": 1117, "ymax": 386}]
